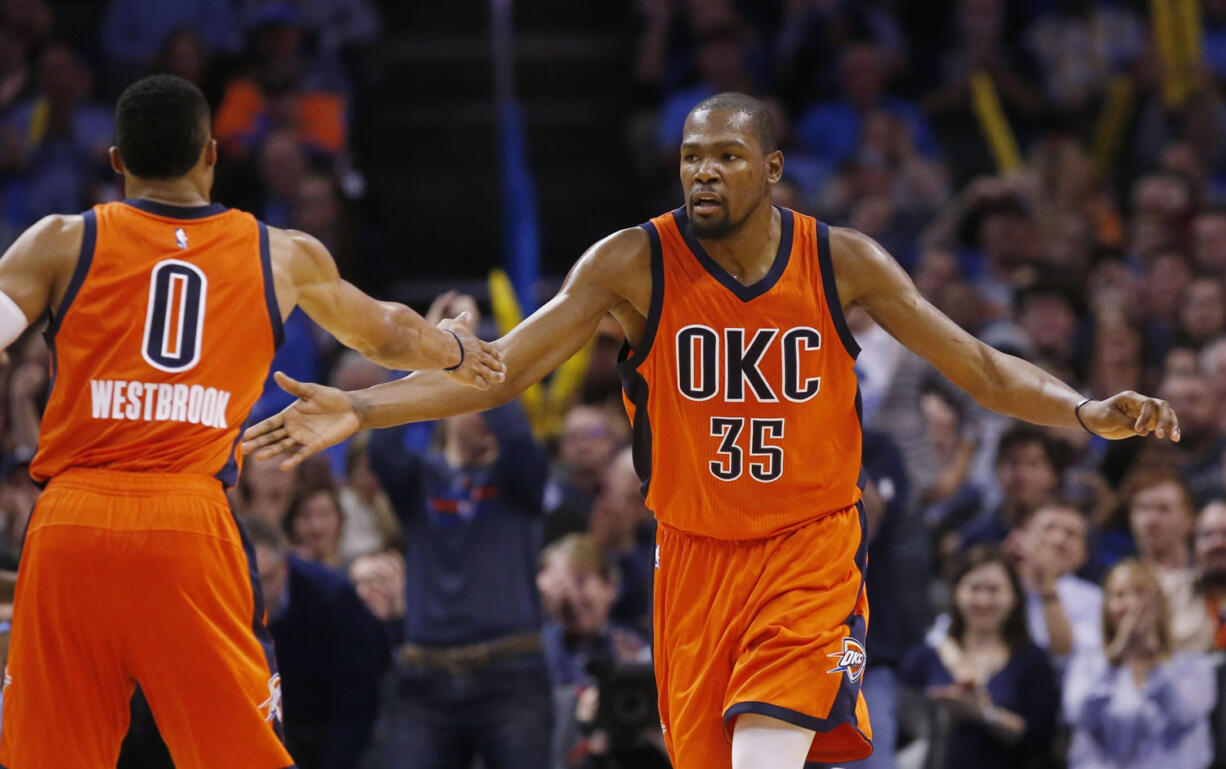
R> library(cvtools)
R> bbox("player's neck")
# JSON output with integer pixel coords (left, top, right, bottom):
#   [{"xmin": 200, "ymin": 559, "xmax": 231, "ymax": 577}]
[
  {"xmin": 124, "ymin": 178, "xmax": 211, "ymax": 208},
  {"xmin": 696, "ymin": 203, "xmax": 779, "ymax": 283}
]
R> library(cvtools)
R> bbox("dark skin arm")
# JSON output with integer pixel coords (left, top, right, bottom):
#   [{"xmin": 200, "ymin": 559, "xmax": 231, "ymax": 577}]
[
  {"xmin": 243, "ymin": 219, "xmax": 1178, "ymax": 467},
  {"xmin": 831, "ymin": 227, "xmax": 1179, "ymax": 440},
  {"xmin": 244, "ymin": 228, "xmax": 651, "ymax": 466}
]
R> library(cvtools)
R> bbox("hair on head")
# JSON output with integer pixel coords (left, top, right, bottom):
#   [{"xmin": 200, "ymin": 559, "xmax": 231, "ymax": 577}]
[{"xmin": 115, "ymin": 74, "xmax": 210, "ymax": 180}]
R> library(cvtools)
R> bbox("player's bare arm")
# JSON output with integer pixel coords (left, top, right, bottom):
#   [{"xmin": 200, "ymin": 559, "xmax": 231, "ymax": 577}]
[
  {"xmin": 830, "ymin": 227, "xmax": 1180, "ymax": 442},
  {"xmin": 267, "ymin": 226, "xmax": 506, "ymax": 388},
  {"xmin": 242, "ymin": 227, "xmax": 651, "ymax": 467},
  {"xmin": 0, "ymin": 214, "xmax": 85, "ymax": 357}
]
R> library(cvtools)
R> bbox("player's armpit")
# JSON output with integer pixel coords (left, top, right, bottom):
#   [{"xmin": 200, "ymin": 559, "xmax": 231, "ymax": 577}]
[{"xmin": 0, "ymin": 214, "xmax": 84, "ymax": 325}]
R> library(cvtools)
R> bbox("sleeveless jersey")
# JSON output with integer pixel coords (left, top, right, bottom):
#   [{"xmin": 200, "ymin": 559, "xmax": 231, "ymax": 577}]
[
  {"xmin": 30, "ymin": 199, "xmax": 283, "ymax": 486},
  {"xmin": 617, "ymin": 207, "xmax": 862, "ymax": 540}
]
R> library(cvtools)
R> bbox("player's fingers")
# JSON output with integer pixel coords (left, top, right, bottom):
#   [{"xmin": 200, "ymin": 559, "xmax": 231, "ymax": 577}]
[
  {"xmin": 1133, "ymin": 400, "xmax": 1155, "ymax": 435},
  {"xmin": 478, "ymin": 360, "xmax": 505, "ymax": 383},
  {"xmin": 242, "ymin": 425, "xmax": 288, "ymax": 454},
  {"xmin": 1157, "ymin": 401, "xmax": 1181, "ymax": 442},
  {"xmin": 241, "ymin": 417, "xmax": 285, "ymax": 450},
  {"xmin": 272, "ymin": 370, "xmax": 313, "ymax": 399},
  {"xmin": 471, "ymin": 374, "xmax": 488, "ymax": 390},
  {"xmin": 479, "ymin": 340, "xmax": 506, "ymax": 365},
  {"xmin": 254, "ymin": 435, "xmax": 300, "ymax": 462}
]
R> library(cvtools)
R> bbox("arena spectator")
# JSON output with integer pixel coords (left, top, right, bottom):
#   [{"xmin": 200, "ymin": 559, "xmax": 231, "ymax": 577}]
[
  {"xmin": 153, "ymin": 29, "xmax": 221, "ymax": 109},
  {"xmin": 0, "ymin": 43, "xmax": 112, "ymax": 227},
  {"xmin": 100, "ymin": 0, "xmax": 238, "ymax": 70},
  {"xmin": 795, "ymin": 40, "xmax": 939, "ymax": 174},
  {"xmin": 234, "ymin": 456, "xmax": 295, "ymax": 529},
  {"xmin": 543, "ymin": 404, "xmax": 620, "ymax": 544},
  {"xmin": 284, "ymin": 478, "xmax": 344, "ymax": 569},
  {"xmin": 246, "ymin": 515, "xmax": 388, "ymax": 769},
  {"xmin": 336, "ymin": 433, "xmax": 400, "ymax": 562},
  {"xmin": 538, "ymin": 533, "xmax": 652, "ymax": 769},
  {"xmin": 1154, "ymin": 372, "xmax": 1226, "ymax": 501},
  {"xmin": 362, "ymin": 387, "xmax": 551, "ymax": 768},
  {"xmin": 1125, "ymin": 466, "xmax": 1211, "ymax": 652},
  {"xmin": 239, "ymin": 0, "xmax": 380, "ymax": 57},
  {"xmin": 1064, "ymin": 559, "xmax": 1217, "ymax": 769},
  {"xmin": 587, "ymin": 446, "xmax": 654, "ymax": 635},
  {"xmin": 1193, "ymin": 501, "xmax": 1226, "ymax": 651},
  {"xmin": 1023, "ymin": 0, "xmax": 1145, "ymax": 118},
  {"xmin": 957, "ymin": 425, "xmax": 1061, "ymax": 554},
  {"xmin": 1007, "ymin": 499, "xmax": 1102, "ymax": 661},
  {"xmin": 900, "ymin": 547, "xmax": 1059, "ymax": 769}
]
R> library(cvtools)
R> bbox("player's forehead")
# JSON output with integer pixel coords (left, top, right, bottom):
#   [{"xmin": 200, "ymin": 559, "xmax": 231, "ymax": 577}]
[{"xmin": 680, "ymin": 109, "xmax": 760, "ymax": 153}]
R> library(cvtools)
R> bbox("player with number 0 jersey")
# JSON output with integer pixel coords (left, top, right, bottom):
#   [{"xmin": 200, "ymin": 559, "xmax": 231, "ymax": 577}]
[{"xmin": 0, "ymin": 75, "xmax": 504, "ymax": 769}]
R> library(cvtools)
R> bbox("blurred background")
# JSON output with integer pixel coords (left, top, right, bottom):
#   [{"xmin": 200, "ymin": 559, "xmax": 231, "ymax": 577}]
[{"xmin": 1, "ymin": 1, "xmax": 1226, "ymax": 768}]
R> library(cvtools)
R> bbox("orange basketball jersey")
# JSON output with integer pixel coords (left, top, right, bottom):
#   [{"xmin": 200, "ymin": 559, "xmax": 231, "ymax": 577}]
[
  {"xmin": 30, "ymin": 199, "xmax": 283, "ymax": 486},
  {"xmin": 618, "ymin": 207, "xmax": 862, "ymax": 540}
]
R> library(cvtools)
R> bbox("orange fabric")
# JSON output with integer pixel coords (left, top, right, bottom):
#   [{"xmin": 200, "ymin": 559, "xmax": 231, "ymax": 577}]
[
  {"xmin": 213, "ymin": 79, "xmax": 265, "ymax": 150},
  {"xmin": 30, "ymin": 201, "xmax": 278, "ymax": 485},
  {"xmin": 0, "ymin": 469, "xmax": 292, "ymax": 769},
  {"xmin": 213, "ymin": 79, "xmax": 347, "ymax": 156},
  {"xmin": 1208, "ymin": 594, "xmax": 1226, "ymax": 651},
  {"xmin": 623, "ymin": 208, "xmax": 862, "ymax": 540},
  {"xmin": 653, "ymin": 508, "xmax": 872, "ymax": 768}
]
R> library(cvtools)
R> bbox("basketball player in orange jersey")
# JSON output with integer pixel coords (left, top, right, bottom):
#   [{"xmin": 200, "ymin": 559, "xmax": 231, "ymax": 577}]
[
  {"xmin": 0, "ymin": 75, "xmax": 505, "ymax": 769},
  {"xmin": 242, "ymin": 93, "xmax": 1180, "ymax": 769}
]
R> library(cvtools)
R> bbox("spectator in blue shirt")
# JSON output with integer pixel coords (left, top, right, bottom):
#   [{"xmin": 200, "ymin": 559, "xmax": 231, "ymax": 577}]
[
  {"xmin": 795, "ymin": 40, "xmax": 939, "ymax": 175},
  {"xmin": 363, "ymin": 392, "xmax": 552, "ymax": 769},
  {"xmin": 101, "ymin": 0, "xmax": 239, "ymax": 82},
  {"xmin": 1064, "ymin": 559, "xmax": 1217, "ymax": 769}
]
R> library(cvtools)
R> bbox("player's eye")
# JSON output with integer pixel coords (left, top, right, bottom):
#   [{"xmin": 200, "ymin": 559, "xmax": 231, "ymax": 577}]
[
  {"xmin": 723, "ymin": 153, "xmax": 738, "ymax": 161},
  {"xmin": 684, "ymin": 154, "xmax": 699, "ymax": 163}
]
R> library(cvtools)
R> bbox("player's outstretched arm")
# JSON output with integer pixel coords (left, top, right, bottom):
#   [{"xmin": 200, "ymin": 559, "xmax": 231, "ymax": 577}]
[
  {"xmin": 832, "ymin": 227, "xmax": 1180, "ymax": 442},
  {"xmin": 243, "ymin": 227, "xmax": 647, "ymax": 468},
  {"xmin": 0, "ymin": 215, "xmax": 84, "ymax": 358},
  {"xmin": 272, "ymin": 227, "xmax": 505, "ymax": 388}
]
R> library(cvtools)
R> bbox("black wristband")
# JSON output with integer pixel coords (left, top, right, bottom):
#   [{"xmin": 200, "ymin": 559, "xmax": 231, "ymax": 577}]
[
  {"xmin": 1075, "ymin": 398, "xmax": 1098, "ymax": 437},
  {"xmin": 443, "ymin": 330, "xmax": 464, "ymax": 372}
]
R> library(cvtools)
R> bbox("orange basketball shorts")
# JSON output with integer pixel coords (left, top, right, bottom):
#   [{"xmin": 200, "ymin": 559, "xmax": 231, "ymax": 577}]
[
  {"xmin": 653, "ymin": 503, "xmax": 872, "ymax": 768},
  {"xmin": 0, "ymin": 468, "xmax": 294, "ymax": 769}
]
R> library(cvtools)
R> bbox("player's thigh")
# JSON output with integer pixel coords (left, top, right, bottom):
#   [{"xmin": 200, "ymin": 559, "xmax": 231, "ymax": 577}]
[
  {"xmin": 125, "ymin": 528, "xmax": 290, "ymax": 769},
  {"xmin": 0, "ymin": 523, "xmax": 134, "ymax": 769},
  {"xmin": 731, "ymin": 713, "xmax": 817, "ymax": 769}
]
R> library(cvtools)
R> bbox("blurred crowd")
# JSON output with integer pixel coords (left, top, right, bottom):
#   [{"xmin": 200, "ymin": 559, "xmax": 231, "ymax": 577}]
[{"xmin": 2, "ymin": 0, "xmax": 1226, "ymax": 769}]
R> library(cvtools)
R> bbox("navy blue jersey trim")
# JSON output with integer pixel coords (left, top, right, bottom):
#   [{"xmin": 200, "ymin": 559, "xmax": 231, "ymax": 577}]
[
  {"xmin": 45, "ymin": 208, "xmax": 97, "ymax": 340},
  {"xmin": 816, "ymin": 222, "xmax": 861, "ymax": 360},
  {"xmin": 723, "ymin": 700, "xmax": 872, "ymax": 742},
  {"xmin": 257, "ymin": 222, "xmax": 284, "ymax": 350},
  {"xmin": 617, "ymin": 365, "xmax": 655, "ymax": 499},
  {"xmin": 122, "ymin": 198, "xmax": 228, "ymax": 219},
  {"xmin": 672, "ymin": 206, "xmax": 794, "ymax": 303},
  {"xmin": 214, "ymin": 429, "xmax": 244, "ymax": 487},
  {"xmin": 227, "ymin": 505, "xmax": 286, "ymax": 744},
  {"xmin": 616, "ymin": 221, "xmax": 665, "ymax": 371}
]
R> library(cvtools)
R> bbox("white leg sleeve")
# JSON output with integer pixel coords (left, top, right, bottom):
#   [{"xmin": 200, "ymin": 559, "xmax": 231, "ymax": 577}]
[
  {"xmin": 0, "ymin": 290, "xmax": 29, "ymax": 351},
  {"xmin": 731, "ymin": 712, "xmax": 817, "ymax": 769}
]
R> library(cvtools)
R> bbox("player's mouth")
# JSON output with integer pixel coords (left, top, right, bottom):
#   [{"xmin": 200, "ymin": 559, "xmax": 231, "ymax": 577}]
[{"xmin": 691, "ymin": 192, "xmax": 724, "ymax": 214}]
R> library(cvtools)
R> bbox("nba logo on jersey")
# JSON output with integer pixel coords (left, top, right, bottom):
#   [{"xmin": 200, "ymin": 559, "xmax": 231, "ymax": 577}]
[
  {"xmin": 259, "ymin": 674, "xmax": 282, "ymax": 723},
  {"xmin": 175, "ymin": 228, "xmax": 188, "ymax": 249},
  {"xmin": 826, "ymin": 637, "xmax": 866, "ymax": 682}
]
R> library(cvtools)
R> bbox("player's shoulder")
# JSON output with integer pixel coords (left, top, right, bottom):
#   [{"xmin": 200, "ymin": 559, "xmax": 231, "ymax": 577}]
[
  {"xmin": 265, "ymin": 225, "xmax": 332, "ymax": 277},
  {"xmin": 9, "ymin": 213, "xmax": 86, "ymax": 266},
  {"xmin": 578, "ymin": 226, "xmax": 651, "ymax": 275}
]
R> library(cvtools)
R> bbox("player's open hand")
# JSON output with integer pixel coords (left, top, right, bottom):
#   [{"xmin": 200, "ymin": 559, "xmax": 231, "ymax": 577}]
[
  {"xmin": 438, "ymin": 312, "xmax": 506, "ymax": 390},
  {"xmin": 1078, "ymin": 392, "xmax": 1181, "ymax": 441},
  {"xmin": 240, "ymin": 371, "xmax": 361, "ymax": 470}
]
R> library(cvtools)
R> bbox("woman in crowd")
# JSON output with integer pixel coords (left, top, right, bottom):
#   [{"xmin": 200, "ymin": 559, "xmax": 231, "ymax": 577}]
[
  {"xmin": 285, "ymin": 480, "xmax": 345, "ymax": 570},
  {"xmin": 900, "ymin": 547, "xmax": 1058, "ymax": 769},
  {"xmin": 1064, "ymin": 559, "xmax": 1216, "ymax": 769}
]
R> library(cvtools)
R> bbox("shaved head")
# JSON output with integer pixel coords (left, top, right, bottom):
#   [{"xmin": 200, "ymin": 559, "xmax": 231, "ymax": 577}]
[{"xmin": 687, "ymin": 92, "xmax": 778, "ymax": 155}]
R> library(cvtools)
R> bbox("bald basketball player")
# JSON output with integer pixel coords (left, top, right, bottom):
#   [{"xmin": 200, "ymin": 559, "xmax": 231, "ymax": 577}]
[
  {"xmin": 0, "ymin": 74, "xmax": 503, "ymax": 769},
  {"xmin": 243, "ymin": 93, "xmax": 1180, "ymax": 769}
]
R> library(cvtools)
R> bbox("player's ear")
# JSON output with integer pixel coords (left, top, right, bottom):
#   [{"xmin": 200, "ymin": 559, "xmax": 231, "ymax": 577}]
[
  {"xmin": 109, "ymin": 146, "xmax": 125, "ymax": 176},
  {"xmin": 203, "ymin": 138, "xmax": 218, "ymax": 169},
  {"xmin": 765, "ymin": 150, "xmax": 784, "ymax": 185}
]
